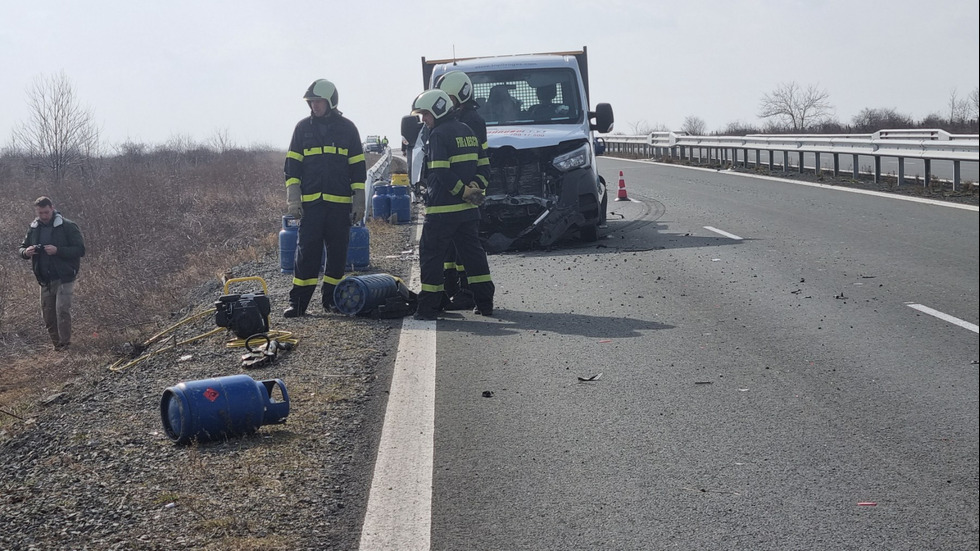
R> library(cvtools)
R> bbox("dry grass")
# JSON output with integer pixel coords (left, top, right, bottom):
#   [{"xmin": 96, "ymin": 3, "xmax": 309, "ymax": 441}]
[{"xmin": 1, "ymin": 146, "xmax": 290, "ymax": 418}]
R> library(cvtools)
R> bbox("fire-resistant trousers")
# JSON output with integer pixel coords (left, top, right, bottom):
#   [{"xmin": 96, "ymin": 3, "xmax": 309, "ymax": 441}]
[
  {"xmin": 289, "ymin": 202, "xmax": 350, "ymax": 312},
  {"xmin": 418, "ymin": 217, "xmax": 493, "ymax": 315}
]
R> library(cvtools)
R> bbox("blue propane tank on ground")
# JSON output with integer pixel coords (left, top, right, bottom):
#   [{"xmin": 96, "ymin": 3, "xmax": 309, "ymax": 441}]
[
  {"xmin": 279, "ymin": 215, "xmax": 300, "ymax": 273},
  {"xmin": 160, "ymin": 374, "xmax": 290, "ymax": 445},
  {"xmin": 346, "ymin": 223, "xmax": 370, "ymax": 271},
  {"xmin": 372, "ymin": 184, "xmax": 391, "ymax": 221},
  {"xmin": 390, "ymin": 185, "xmax": 411, "ymax": 224},
  {"xmin": 333, "ymin": 273, "xmax": 401, "ymax": 316},
  {"xmin": 278, "ymin": 215, "xmax": 328, "ymax": 274}
]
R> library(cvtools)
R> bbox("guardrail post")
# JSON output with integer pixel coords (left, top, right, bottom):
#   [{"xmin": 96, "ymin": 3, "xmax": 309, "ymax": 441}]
[
  {"xmin": 953, "ymin": 160, "xmax": 961, "ymax": 190},
  {"xmin": 797, "ymin": 152, "xmax": 804, "ymax": 174},
  {"xmin": 768, "ymin": 151, "xmax": 774, "ymax": 172},
  {"xmin": 874, "ymin": 156, "xmax": 882, "ymax": 183},
  {"xmin": 898, "ymin": 158, "xmax": 905, "ymax": 186},
  {"xmin": 852, "ymin": 154, "xmax": 859, "ymax": 179},
  {"xmin": 833, "ymin": 153, "xmax": 840, "ymax": 177},
  {"xmin": 923, "ymin": 159, "xmax": 931, "ymax": 187},
  {"xmin": 815, "ymin": 152, "xmax": 822, "ymax": 176},
  {"xmin": 742, "ymin": 148, "xmax": 748, "ymax": 168},
  {"xmin": 782, "ymin": 151, "xmax": 789, "ymax": 172},
  {"xmin": 755, "ymin": 149, "xmax": 761, "ymax": 169}
]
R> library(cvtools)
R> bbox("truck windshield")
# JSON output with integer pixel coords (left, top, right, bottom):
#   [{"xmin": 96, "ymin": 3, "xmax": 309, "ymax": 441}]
[{"xmin": 468, "ymin": 68, "xmax": 582, "ymax": 126}]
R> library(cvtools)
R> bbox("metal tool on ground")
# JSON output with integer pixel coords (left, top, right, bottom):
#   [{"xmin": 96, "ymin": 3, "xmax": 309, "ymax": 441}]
[{"xmin": 239, "ymin": 333, "xmax": 294, "ymax": 368}]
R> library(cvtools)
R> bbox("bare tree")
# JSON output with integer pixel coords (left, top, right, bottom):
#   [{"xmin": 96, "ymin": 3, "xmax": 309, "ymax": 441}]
[
  {"xmin": 207, "ymin": 128, "xmax": 235, "ymax": 153},
  {"xmin": 946, "ymin": 88, "xmax": 972, "ymax": 125},
  {"xmin": 11, "ymin": 71, "xmax": 100, "ymax": 182},
  {"xmin": 627, "ymin": 120, "xmax": 668, "ymax": 134},
  {"xmin": 758, "ymin": 81, "xmax": 834, "ymax": 132},
  {"xmin": 681, "ymin": 115, "xmax": 706, "ymax": 136},
  {"xmin": 970, "ymin": 87, "xmax": 979, "ymax": 121},
  {"xmin": 851, "ymin": 107, "xmax": 912, "ymax": 132}
]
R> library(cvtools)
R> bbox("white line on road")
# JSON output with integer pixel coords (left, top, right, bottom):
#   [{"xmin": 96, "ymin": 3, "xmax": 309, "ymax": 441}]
[
  {"xmin": 905, "ymin": 303, "xmax": 979, "ymax": 333},
  {"xmin": 359, "ymin": 225, "xmax": 436, "ymax": 551},
  {"xmin": 703, "ymin": 226, "xmax": 744, "ymax": 240}
]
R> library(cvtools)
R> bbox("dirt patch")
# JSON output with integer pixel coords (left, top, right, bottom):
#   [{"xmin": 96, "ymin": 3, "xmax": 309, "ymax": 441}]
[{"xmin": 0, "ymin": 217, "xmax": 418, "ymax": 550}]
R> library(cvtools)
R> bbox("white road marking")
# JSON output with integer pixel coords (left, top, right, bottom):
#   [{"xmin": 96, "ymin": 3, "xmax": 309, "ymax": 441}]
[
  {"xmin": 905, "ymin": 303, "xmax": 979, "ymax": 333},
  {"xmin": 704, "ymin": 226, "xmax": 743, "ymax": 240},
  {"xmin": 359, "ymin": 223, "xmax": 436, "ymax": 551}
]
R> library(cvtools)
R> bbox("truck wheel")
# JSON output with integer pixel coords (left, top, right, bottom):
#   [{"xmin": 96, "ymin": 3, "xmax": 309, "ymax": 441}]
[{"xmin": 580, "ymin": 222, "xmax": 599, "ymax": 242}]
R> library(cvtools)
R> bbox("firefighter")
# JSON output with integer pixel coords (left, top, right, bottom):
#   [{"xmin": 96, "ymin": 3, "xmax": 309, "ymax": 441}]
[
  {"xmin": 283, "ymin": 79, "xmax": 367, "ymax": 317},
  {"xmin": 410, "ymin": 89, "xmax": 494, "ymax": 320},
  {"xmin": 435, "ymin": 70, "xmax": 490, "ymax": 310}
]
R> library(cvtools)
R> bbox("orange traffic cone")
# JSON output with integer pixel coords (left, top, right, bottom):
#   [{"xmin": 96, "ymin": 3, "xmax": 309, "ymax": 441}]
[{"xmin": 615, "ymin": 170, "xmax": 629, "ymax": 201}]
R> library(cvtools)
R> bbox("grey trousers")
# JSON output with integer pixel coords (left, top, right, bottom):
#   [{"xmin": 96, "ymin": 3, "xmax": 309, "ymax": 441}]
[{"xmin": 40, "ymin": 280, "xmax": 74, "ymax": 346}]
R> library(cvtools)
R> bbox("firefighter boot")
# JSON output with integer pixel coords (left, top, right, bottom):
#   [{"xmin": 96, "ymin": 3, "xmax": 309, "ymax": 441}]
[
  {"xmin": 445, "ymin": 289, "xmax": 476, "ymax": 310},
  {"xmin": 414, "ymin": 291, "xmax": 443, "ymax": 321},
  {"xmin": 284, "ymin": 288, "xmax": 314, "ymax": 318}
]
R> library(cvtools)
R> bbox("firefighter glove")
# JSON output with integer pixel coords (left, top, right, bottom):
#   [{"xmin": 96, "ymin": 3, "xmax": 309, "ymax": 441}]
[
  {"xmin": 351, "ymin": 188, "xmax": 366, "ymax": 223},
  {"xmin": 286, "ymin": 184, "xmax": 303, "ymax": 219},
  {"xmin": 462, "ymin": 182, "xmax": 485, "ymax": 206}
]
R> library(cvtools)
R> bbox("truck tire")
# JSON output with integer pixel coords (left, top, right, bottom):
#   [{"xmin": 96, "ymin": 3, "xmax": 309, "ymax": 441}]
[{"xmin": 580, "ymin": 221, "xmax": 599, "ymax": 242}]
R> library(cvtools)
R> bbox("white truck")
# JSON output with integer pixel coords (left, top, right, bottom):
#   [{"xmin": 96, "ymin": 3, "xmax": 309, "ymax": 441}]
[{"xmin": 402, "ymin": 47, "xmax": 614, "ymax": 252}]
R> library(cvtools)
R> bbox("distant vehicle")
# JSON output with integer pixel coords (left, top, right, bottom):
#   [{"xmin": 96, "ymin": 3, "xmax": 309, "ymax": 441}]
[
  {"xmin": 402, "ymin": 47, "xmax": 614, "ymax": 251},
  {"xmin": 364, "ymin": 135, "xmax": 384, "ymax": 153}
]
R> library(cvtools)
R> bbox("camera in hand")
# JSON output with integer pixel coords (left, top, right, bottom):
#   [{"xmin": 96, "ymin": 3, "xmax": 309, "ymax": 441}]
[{"xmin": 34, "ymin": 244, "xmax": 46, "ymax": 255}]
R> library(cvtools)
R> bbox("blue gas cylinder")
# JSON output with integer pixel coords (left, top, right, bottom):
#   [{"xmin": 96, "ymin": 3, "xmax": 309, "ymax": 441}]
[
  {"xmin": 346, "ymin": 223, "xmax": 370, "ymax": 271},
  {"xmin": 372, "ymin": 184, "xmax": 391, "ymax": 221},
  {"xmin": 160, "ymin": 374, "xmax": 290, "ymax": 445},
  {"xmin": 278, "ymin": 215, "xmax": 300, "ymax": 273},
  {"xmin": 390, "ymin": 185, "xmax": 411, "ymax": 224},
  {"xmin": 333, "ymin": 273, "xmax": 401, "ymax": 316}
]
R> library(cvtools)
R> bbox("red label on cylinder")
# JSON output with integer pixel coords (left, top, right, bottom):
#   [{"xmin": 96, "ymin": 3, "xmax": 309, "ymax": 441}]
[{"xmin": 203, "ymin": 388, "xmax": 220, "ymax": 402}]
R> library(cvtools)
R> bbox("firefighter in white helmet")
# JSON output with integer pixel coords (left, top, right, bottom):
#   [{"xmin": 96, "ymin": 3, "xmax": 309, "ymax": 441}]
[
  {"xmin": 283, "ymin": 79, "xmax": 367, "ymax": 317},
  {"xmin": 435, "ymin": 70, "xmax": 491, "ymax": 310},
  {"xmin": 410, "ymin": 89, "xmax": 494, "ymax": 319}
]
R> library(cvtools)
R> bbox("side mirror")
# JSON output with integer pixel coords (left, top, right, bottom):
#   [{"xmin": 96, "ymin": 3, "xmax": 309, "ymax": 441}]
[
  {"xmin": 594, "ymin": 137, "xmax": 606, "ymax": 157},
  {"xmin": 589, "ymin": 103, "xmax": 614, "ymax": 133},
  {"xmin": 401, "ymin": 116, "xmax": 423, "ymax": 146}
]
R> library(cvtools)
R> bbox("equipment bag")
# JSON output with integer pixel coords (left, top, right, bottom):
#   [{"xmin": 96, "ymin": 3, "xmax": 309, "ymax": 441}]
[
  {"xmin": 372, "ymin": 279, "xmax": 418, "ymax": 319},
  {"xmin": 215, "ymin": 293, "xmax": 272, "ymax": 338}
]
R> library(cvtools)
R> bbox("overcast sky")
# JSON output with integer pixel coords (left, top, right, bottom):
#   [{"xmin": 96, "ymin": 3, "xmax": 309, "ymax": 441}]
[{"xmin": 2, "ymin": 0, "xmax": 977, "ymax": 151}]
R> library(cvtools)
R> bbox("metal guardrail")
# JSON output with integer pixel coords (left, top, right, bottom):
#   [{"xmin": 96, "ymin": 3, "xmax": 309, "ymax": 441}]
[
  {"xmin": 603, "ymin": 129, "xmax": 980, "ymax": 189},
  {"xmin": 364, "ymin": 147, "xmax": 392, "ymax": 218}
]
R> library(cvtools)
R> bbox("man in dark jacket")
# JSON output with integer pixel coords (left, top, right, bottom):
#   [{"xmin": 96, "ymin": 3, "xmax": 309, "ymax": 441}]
[
  {"xmin": 18, "ymin": 196, "xmax": 86, "ymax": 350},
  {"xmin": 283, "ymin": 78, "xmax": 367, "ymax": 317},
  {"xmin": 410, "ymin": 89, "xmax": 494, "ymax": 320}
]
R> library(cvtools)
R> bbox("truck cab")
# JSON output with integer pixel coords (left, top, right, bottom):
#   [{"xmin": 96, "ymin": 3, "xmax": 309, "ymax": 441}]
[{"xmin": 404, "ymin": 48, "xmax": 614, "ymax": 252}]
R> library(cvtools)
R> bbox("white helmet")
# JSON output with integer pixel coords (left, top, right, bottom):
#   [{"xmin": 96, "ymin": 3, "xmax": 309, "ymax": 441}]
[
  {"xmin": 303, "ymin": 79, "xmax": 339, "ymax": 110},
  {"xmin": 411, "ymin": 89, "xmax": 452, "ymax": 120},
  {"xmin": 435, "ymin": 71, "xmax": 473, "ymax": 105}
]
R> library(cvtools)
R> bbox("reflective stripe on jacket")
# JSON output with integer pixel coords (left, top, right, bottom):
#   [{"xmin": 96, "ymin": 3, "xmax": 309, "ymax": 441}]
[
  {"xmin": 423, "ymin": 118, "xmax": 490, "ymax": 219},
  {"xmin": 284, "ymin": 111, "xmax": 366, "ymax": 205}
]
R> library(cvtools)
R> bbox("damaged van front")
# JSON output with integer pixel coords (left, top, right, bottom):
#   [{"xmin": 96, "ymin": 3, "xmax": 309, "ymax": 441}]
[{"xmin": 405, "ymin": 48, "xmax": 614, "ymax": 252}]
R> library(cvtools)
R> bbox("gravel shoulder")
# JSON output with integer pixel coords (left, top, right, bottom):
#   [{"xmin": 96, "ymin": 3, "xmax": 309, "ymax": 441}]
[{"xmin": 1, "ymin": 218, "xmax": 416, "ymax": 550}]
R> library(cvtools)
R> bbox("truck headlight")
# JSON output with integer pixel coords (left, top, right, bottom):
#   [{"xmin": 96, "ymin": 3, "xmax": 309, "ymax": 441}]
[{"xmin": 552, "ymin": 143, "xmax": 591, "ymax": 172}]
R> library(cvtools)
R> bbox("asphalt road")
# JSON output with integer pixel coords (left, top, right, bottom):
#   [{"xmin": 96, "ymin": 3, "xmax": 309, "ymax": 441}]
[{"xmin": 362, "ymin": 158, "xmax": 979, "ymax": 551}]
